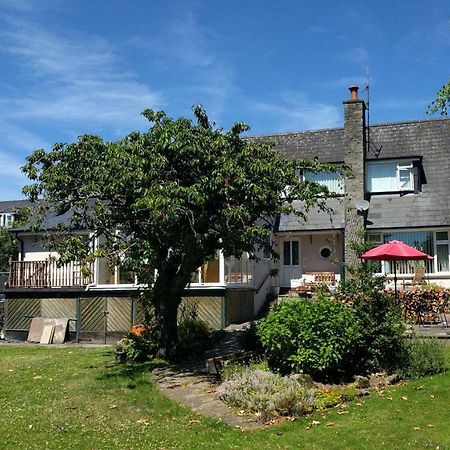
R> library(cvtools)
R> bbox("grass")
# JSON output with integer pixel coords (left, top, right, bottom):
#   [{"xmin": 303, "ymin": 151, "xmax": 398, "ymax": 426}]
[{"xmin": 0, "ymin": 345, "xmax": 449, "ymax": 450}]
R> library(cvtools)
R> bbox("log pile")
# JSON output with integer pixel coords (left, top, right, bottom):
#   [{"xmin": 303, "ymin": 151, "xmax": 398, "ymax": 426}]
[{"xmin": 398, "ymin": 288, "xmax": 449, "ymax": 323}]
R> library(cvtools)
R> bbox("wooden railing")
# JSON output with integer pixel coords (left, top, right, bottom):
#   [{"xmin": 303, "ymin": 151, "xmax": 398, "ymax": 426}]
[{"xmin": 7, "ymin": 259, "xmax": 95, "ymax": 288}]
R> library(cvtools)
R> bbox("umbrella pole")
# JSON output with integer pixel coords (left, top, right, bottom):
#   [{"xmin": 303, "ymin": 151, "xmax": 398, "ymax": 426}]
[{"xmin": 394, "ymin": 261, "xmax": 398, "ymax": 304}]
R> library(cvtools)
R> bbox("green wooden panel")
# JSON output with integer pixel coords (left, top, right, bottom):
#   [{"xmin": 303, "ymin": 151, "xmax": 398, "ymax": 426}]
[
  {"xmin": 225, "ymin": 289, "xmax": 254, "ymax": 325},
  {"xmin": 41, "ymin": 298, "xmax": 77, "ymax": 331},
  {"xmin": 80, "ymin": 297, "xmax": 106, "ymax": 332},
  {"xmin": 107, "ymin": 297, "xmax": 132, "ymax": 332},
  {"xmin": 4, "ymin": 298, "xmax": 40, "ymax": 330},
  {"xmin": 180, "ymin": 296, "xmax": 223, "ymax": 330}
]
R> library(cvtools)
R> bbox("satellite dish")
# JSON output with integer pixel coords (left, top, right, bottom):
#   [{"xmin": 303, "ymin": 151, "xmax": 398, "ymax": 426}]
[{"xmin": 355, "ymin": 199, "xmax": 370, "ymax": 212}]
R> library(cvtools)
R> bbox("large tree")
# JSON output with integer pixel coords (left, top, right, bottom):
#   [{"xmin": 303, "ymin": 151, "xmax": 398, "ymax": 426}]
[
  {"xmin": 22, "ymin": 107, "xmax": 338, "ymax": 356},
  {"xmin": 428, "ymin": 79, "xmax": 450, "ymax": 116},
  {"xmin": 0, "ymin": 227, "xmax": 18, "ymax": 273}
]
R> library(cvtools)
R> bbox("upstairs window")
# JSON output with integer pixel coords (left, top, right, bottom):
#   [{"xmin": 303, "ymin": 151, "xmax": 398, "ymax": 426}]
[
  {"xmin": 303, "ymin": 171, "xmax": 344, "ymax": 194},
  {"xmin": 0, "ymin": 213, "xmax": 14, "ymax": 228},
  {"xmin": 366, "ymin": 160, "xmax": 417, "ymax": 193}
]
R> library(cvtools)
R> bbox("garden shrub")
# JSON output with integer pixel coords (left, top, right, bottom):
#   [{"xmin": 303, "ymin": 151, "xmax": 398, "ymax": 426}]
[
  {"xmin": 115, "ymin": 324, "xmax": 157, "ymax": 363},
  {"xmin": 338, "ymin": 268, "xmax": 407, "ymax": 375},
  {"xmin": 176, "ymin": 299, "xmax": 212, "ymax": 353},
  {"xmin": 219, "ymin": 367, "xmax": 316, "ymax": 420},
  {"xmin": 221, "ymin": 359, "xmax": 270, "ymax": 381},
  {"xmin": 178, "ymin": 317, "xmax": 211, "ymax": 348},
  {"xmin": 398, "ymin": 337, "xmax": 446, "ymax": 379},
  {"xmin": 256, "ymin": 298, "xmax": 359, "ymax": 378},
  {"xmin": 239, "ymin": 321, "xmax": 263, "ymax": 352}
]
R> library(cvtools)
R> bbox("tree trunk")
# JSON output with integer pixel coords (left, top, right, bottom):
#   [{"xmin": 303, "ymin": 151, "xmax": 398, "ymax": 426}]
[{"xmin": 149, "ymin": 268, "xmax": 190, "ymax": 358}]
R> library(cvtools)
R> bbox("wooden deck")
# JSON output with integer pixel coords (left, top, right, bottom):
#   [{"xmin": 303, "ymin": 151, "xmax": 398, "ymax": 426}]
[{"xmin": 7, "ymin": 259, "xmax": 95, "ymax": 288}]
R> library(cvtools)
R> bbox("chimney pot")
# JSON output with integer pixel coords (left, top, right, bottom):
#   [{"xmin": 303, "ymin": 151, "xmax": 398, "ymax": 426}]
[{"xmin": 349, "ymin": 85, "xmax": 359, "ymax": 101}]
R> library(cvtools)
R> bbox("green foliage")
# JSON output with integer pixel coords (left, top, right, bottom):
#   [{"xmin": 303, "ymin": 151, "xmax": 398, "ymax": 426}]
[
  {"xmin": 220, "ymin": 359, "xmax": 270, "ymax": 381},
  {"xmin": 428, "ymin": 80, "xmax": 450, "ymax": 116},
  {"xmin": 177, "ymin": 318, "xmax": 211, "ymax": 349},
  {"xmin": 21, "ymin": 106, "xmax": 339, "ymax": 356},
  {"xmin": 115, "ymin": 324, "xmax": 158, "ymax": 363},
  {"xmin": 238, "ymin": 321, "xmax": 263, "ymax": 352},
  {"xmin": 257, "ymin": 298, "xmax": 359, "ymax": 378},
  {"xmin": 0, "ymin": 227, "xmax": 18, "ymax": 272},
  {"xmin": 315, "ymin": 385, "xmax": 358, "ymax": 410},
  {"xmin": 398, "ymin": 337, "xmax": 446, "ymax": 379},
  {"xmin": 338, "ymin": 276, "xmax": 406, "ymax": 374}
]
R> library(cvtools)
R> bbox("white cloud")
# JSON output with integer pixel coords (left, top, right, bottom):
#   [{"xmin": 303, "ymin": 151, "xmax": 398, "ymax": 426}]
[
  {"xmin": 0, "ymin": 17, "xmax": 164, "ymax": 137},
  {"xmin": 249, "ymin": 92, "xmax": 340, "ymax": 131}
]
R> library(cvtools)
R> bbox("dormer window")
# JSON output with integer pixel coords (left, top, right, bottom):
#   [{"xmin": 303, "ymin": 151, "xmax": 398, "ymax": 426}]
[
  {"xmin": 303, "ymin": 170, "xmax": 344, "ymax": 194},
  {"xmin": 366, "ymin": 159, "xmax": 422, "ymax": 194}
]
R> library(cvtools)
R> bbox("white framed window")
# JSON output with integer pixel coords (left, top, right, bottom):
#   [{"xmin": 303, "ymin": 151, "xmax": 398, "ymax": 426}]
[
  {"xmin": 303, "ymin": 171, "xmax": 344, "ymax": 194},
  {"xmin": 435, "ymin": 231, "xmax": 449, "ymax": 273},
  {"xmin": 224, "ymin": 253, "xmax": 253, "ymax": 285},
  {"xmin": 0, "ymin": 213, "xmax": 14, "ymax": 228},
  {"xmin": 366, "ymin": 160, "xmax": 414, "ymax": 193},
  {"xmin": 367, "ymin": 229, "xmax": 450, "ymax": 275}
]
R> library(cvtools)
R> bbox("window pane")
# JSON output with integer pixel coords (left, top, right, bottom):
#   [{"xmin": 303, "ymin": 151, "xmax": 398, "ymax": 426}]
[
  {"xmin": 283, "ymin": 241, "xmax": 291, "ymax": 266},
  {"xmin": 383, "ymin": 231, "xmax": 434, "ymax": 274},
  {"xmin": 191, "ymin": 268, "xmax": 200, "ymax": 283},
  {"xmin": 201, "ymin": 257, "xmax": 220, "ymax": 283},
  {"xmin": 398, "ymin": 168, "xmax": 413, "ymax": 190},
  {"xmin": 304, "ymin": 171, "xmax": 344, "ymax": 194},
  {"xmin": 367, "ymin": 233, "xmax": 382, "ymax": 244},
  {"xmin": 437, "ymin": 244, "xmax": 449, "ymax": 272},
  {"xmin": 292, "ymin": 241, "xmax": 299, "ymax": 266},
  {"xmin": 436, "ymin": 231, "xmax": 448, "ymax": 241},
  {"xmin": 367, "ymin": 162, "xmax": 397, "ymax": 192}
]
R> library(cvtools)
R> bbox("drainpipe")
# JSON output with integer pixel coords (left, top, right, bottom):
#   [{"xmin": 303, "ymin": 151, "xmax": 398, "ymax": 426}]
[{"xmin": 13, "ymin": 232, "xmax": 25, "ymax": 261}]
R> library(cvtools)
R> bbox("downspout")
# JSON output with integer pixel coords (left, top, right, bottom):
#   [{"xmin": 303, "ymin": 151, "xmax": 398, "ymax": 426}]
[{"xmin": 13, "ymin": 232, "xmax": 24, "ymax": 261}]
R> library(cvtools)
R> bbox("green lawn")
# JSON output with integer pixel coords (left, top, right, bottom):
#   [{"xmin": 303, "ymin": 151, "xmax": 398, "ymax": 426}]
[{"xmin": 1, "ymin": 345, "xmax": 449, "ymax": 450}]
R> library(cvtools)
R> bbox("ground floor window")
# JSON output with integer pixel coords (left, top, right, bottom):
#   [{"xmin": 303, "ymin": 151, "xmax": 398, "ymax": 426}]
[
  {"xmin": 367, "ymin": 229, "xmax": 450, "ymax": 275},
  {"xmin": 191, "ymin": 253, "xmax": 221, "ymax": 284}
]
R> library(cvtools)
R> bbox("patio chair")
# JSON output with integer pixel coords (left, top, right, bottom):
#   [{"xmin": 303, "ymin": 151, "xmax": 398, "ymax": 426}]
[{"xmin": 412, "ymin": 266, "xmax": 426, "ymax": 285}]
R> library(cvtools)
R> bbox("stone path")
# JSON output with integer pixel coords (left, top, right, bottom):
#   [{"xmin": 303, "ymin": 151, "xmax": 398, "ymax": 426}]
[{"xmin": 151, "ymin": 323, "xmax": 265, "ymax": 430}]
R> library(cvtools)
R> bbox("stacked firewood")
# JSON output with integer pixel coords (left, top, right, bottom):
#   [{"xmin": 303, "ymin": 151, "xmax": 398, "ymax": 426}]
[{"xmin": 398, "ymin": 288, "xmax": 449, "ymax": 323}]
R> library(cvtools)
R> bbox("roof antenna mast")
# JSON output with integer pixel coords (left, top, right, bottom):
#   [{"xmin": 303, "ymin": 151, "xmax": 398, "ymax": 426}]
[
  {"xmin": 365, "ymin": 66, "xmax": 370, "ymax": 155},
  {"xmin": 365, "ymin": 67, "xmax": 382, "ymax": 158}
]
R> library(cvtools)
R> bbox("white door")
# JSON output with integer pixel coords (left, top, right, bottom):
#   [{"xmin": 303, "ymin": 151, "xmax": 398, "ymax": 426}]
[{"xmin": 282, "ymin": 239, "xmax": 301, "ymax": 287}]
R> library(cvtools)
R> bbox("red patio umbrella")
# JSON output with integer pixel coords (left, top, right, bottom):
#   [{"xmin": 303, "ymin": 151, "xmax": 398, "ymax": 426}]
[{"xmin": 360, "ymin": 240, "xmax": 433, "ymax": 298}]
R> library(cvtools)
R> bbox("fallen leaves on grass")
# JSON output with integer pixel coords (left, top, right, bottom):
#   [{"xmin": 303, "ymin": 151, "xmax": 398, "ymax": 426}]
[
  {"xmin": 188, "ymin": 419, "xmax": 200, "ymax": 426},
  {"xmin": 137, "ymin": 419, "xmax": 149, "ymax": 427},
  {"xmin": 306, "ymin": 420, "xmax": 320, "ymax": 429}
]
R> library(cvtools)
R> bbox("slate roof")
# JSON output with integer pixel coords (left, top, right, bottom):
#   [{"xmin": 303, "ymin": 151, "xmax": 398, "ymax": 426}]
[
  {"xmin": 0, "ymin": 199, "xmax": 32, "ymax": 214},
  {"xmin": 253, "ymin": 117, "xmax": 450, "ymax": 232}
]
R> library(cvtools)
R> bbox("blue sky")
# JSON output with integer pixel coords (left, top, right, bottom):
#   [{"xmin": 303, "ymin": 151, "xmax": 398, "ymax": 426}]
[{"xmin": 0, "ymin": 0, "xmax": 448, "ymax": 200}]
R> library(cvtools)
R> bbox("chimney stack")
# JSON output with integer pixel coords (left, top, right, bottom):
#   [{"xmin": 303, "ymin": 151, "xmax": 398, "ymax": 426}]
[
  {"xmin": 349, "ymin": 85, "xmax": 359, "ymax": 101},
  {"xmin": 343, "ymin": 85, "xmax": 367, "ymax": 273}
]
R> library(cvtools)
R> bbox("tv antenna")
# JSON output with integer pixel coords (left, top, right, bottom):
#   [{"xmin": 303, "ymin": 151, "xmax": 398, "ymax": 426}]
[{"xmin": 365, "ymin": 67, "xmax": 383, "ymax": 158}]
